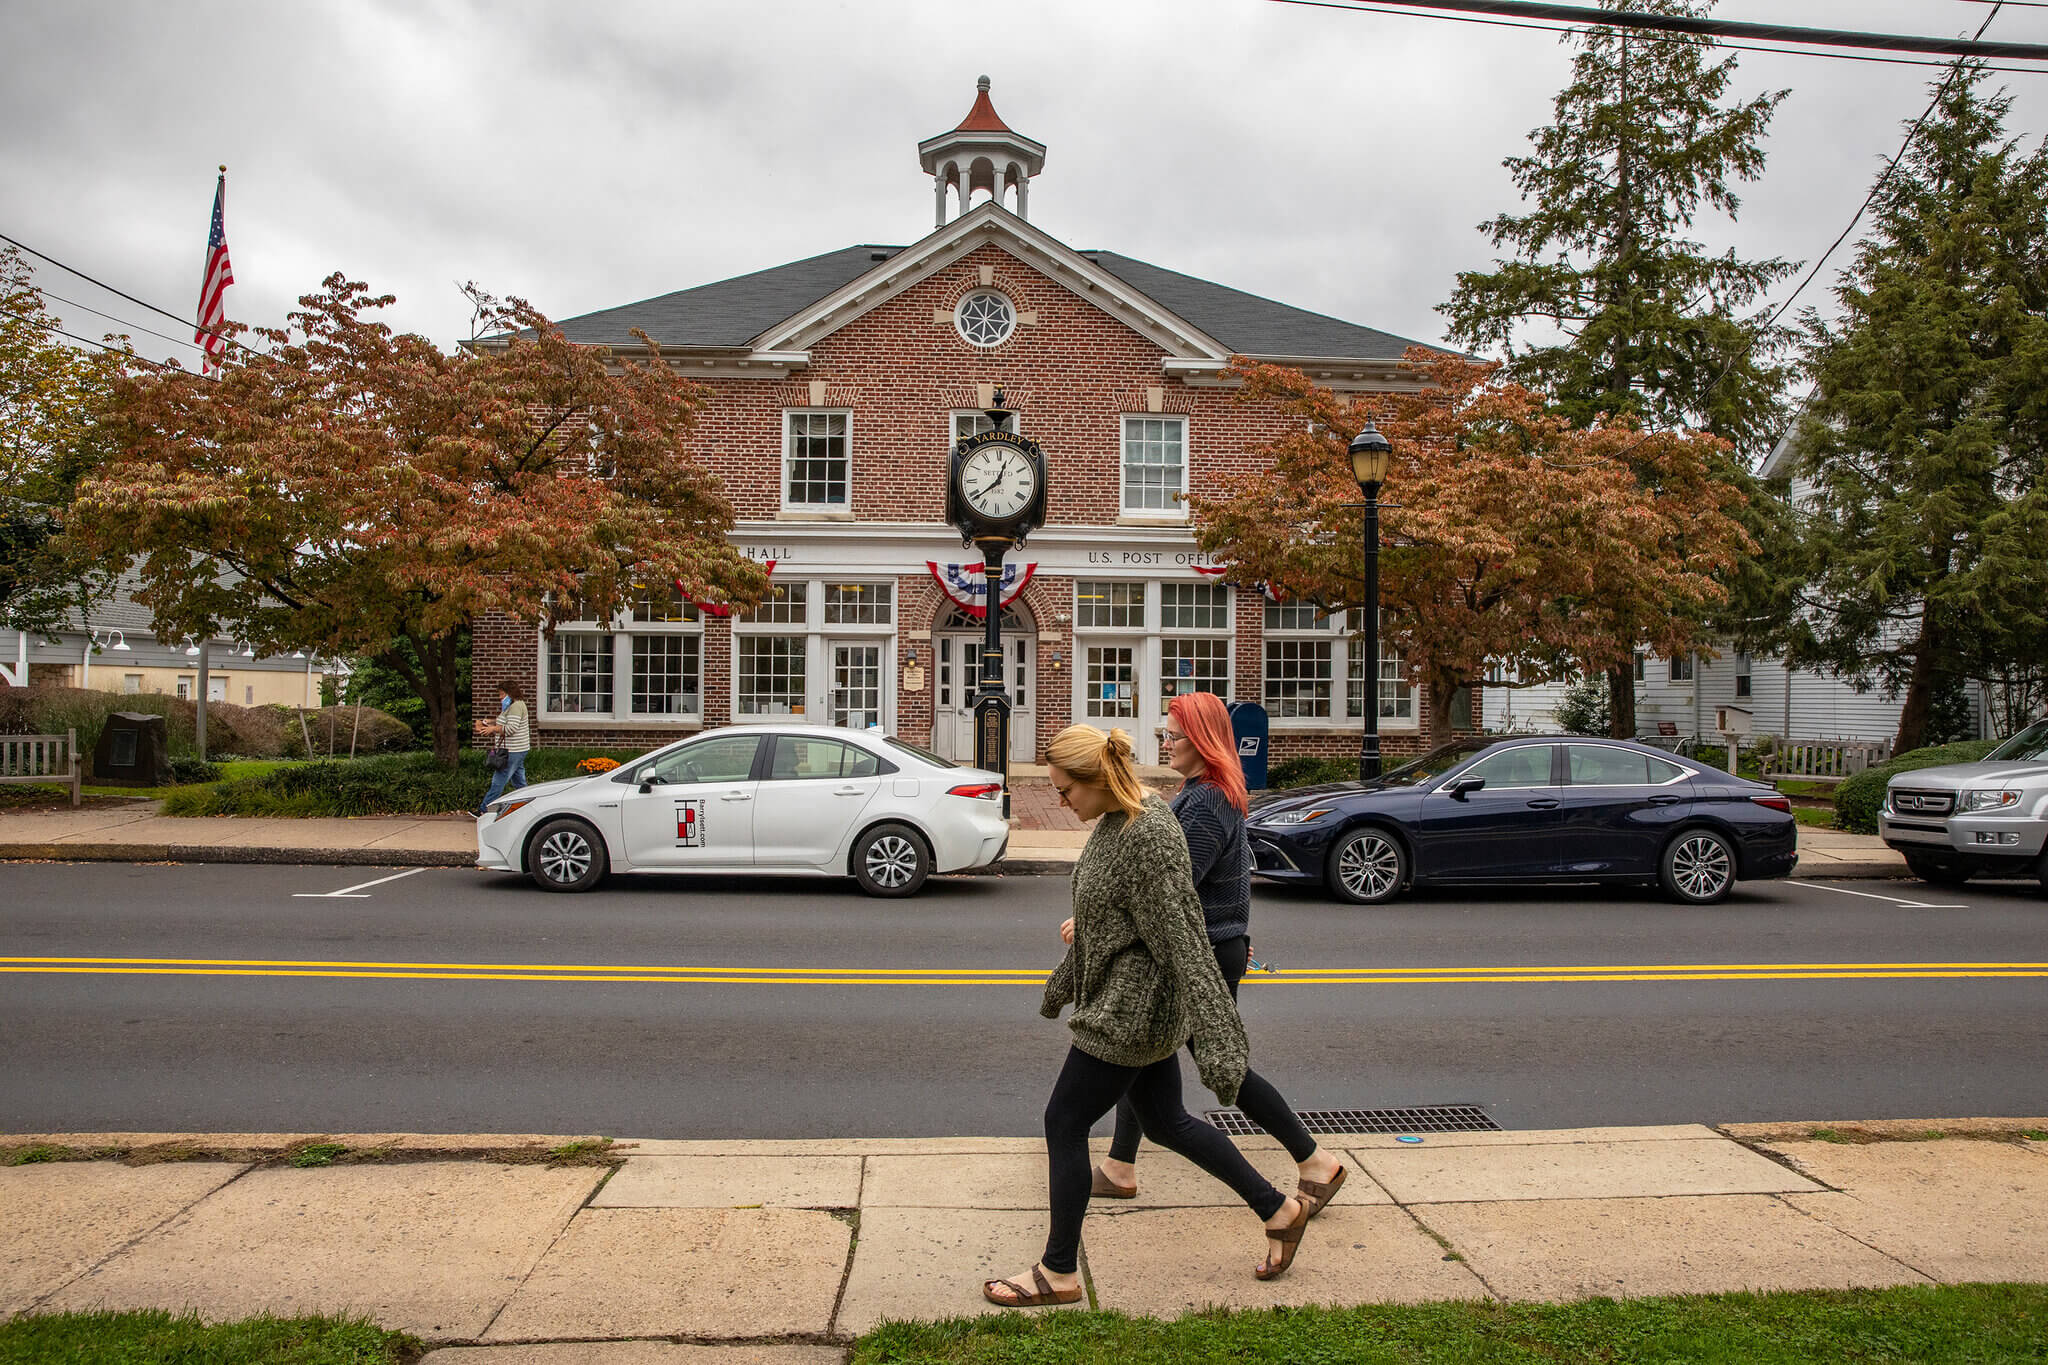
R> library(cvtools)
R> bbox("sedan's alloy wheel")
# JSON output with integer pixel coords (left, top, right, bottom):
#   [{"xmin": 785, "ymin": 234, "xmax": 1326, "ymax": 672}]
[
  {"xmin": 864, "ymin": 834, "xmax": 920, "ymax": 890},
  {"xmin": 538, "ymin": 829, "xmax": 593, "ymax": 885},
  {"xmin": 1668, "ymin": 833, "xmax": 1732, "ymax": 901},
  {"xmin": 1336, "ymin": 832, "xmax": 1402, "ymax": 902}
]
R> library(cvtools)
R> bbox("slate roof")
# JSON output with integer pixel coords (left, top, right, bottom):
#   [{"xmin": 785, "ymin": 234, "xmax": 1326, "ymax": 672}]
[{"xmin": 545, "ymin": 242, "xmax": 1435, "ymax": 360}]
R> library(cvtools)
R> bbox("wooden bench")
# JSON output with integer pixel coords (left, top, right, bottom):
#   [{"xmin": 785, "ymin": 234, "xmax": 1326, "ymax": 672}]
[{"xmin": 0, "ymin": 730, "xmax": 82, "ymax": 806}]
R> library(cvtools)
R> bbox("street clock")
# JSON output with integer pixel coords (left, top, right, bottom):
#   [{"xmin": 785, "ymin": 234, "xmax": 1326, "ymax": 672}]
[{"xmin": 947, "ymin": 416, "xmax": 1047, "ymax": 547}]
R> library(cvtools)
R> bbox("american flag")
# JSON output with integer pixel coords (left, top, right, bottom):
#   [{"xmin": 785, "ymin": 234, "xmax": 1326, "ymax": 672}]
[{"xmin": 194, "ymin": 169, "xmax": 234, "ymax": 373}]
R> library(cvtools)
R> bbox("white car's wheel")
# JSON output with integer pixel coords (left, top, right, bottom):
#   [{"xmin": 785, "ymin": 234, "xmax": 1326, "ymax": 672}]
[
  {"xmin": 854, "ymin": 823, "xmax": 930, "ymax": 898},
  {"xmin": 528, "ymin": 817, "xmax": 608, "ymax": 893},
  {"xmin": 1325, "ymin": 827, "xmax": 1406, "ymax": 905},
  {"xmin": 1660, "ymin": 828, "xmax": 1735, "ymax": 905}
]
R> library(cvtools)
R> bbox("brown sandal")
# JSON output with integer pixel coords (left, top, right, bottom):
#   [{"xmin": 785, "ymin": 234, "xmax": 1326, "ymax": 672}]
[
  {"xmin": 1297, "ymin": 1164, "xmax": 1347, "ymax": 1220},
  {"xmin": 1255, "ymin": 1196, "xmax": 1311, "ymax": 1281},
  {"xmin": 983, "ymin": 1263, "xmax": 1084, "ymax": 1308},
  {"xmin": 1091, "ymin": 1166, "xmax": 1138, "ymax": 1199}
]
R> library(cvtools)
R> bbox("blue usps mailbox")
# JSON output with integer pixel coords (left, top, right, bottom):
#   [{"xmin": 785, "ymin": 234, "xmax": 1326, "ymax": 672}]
[{"xmin": 1227, "ymin": 701, "xmax": 1269, "ymax": 790}]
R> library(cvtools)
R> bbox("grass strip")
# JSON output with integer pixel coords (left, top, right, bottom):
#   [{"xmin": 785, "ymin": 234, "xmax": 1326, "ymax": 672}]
[
  {"xmin": 853, "ymin": 1284, "xmax": 2048, "ymax": 1364},
  {"xmin": 0, "ymin": 1309, "xmax": 420, "ymax": 1364}
]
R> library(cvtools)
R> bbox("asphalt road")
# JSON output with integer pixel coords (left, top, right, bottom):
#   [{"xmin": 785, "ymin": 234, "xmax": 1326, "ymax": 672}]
[{"xmin": 2, "ymin": 861, "xmax": 2044, "ymax": 1137}]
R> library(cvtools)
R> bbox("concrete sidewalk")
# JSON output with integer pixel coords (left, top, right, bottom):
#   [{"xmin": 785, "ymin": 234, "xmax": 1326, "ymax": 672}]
[
  {"xmin": 4, "ymin": 1120, "xmax": 2045, "ymax": 1359},
  {"xmin": 0, "ymin": 803, "xmax": 1906, "ymax": 878}
]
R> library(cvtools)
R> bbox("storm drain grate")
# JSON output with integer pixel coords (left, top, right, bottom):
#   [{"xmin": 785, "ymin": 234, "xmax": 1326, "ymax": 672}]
[{"xmin": 1204, "ymin": 1104, "xmax": 1499, "ymax": 1136}]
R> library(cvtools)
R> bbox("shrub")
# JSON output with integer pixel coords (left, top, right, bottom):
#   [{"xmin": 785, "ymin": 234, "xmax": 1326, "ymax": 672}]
[
  {"xmin": 165, "ymin": 756, "xmax": 224, "ymax": 785},
  {"xmin": 157, "ymin": 747, "xmax": 644, "ymax": 817},
  {"xmin": 0, "ymin": 687, "xmax": 198, "ymax": 766},
  {"xmin": 285, "ymin": 706, "xmax": 417, "ymax": 757},
  {"xmin": 1267, "ymin": 756, "xmax": 1359, "ymax": 790},
  {"xmin": 1554, "ymin": 676, "xmax": 1610, "ymax": 736},
  {"xmin": 1834, "ymin": 740, "xmax": 2000, "ymax": 834}
]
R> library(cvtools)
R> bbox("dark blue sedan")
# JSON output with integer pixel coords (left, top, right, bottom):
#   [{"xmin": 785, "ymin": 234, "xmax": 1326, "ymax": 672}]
[{"xmin": 1247, "ymin": 736, "xmax": 1798, "ymax": 905}]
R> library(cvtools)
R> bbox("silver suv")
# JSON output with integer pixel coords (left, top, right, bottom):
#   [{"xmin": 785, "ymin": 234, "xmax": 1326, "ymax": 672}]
[{"xmin": 1880, "ymin": 718, "xmax": 2048, "ymax": 891}]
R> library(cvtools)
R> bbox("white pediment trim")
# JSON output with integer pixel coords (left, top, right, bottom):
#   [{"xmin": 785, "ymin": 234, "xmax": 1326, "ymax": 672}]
[{"xmin": 747, "ymin": 202, "xmax": 1237, "ymax": 363}]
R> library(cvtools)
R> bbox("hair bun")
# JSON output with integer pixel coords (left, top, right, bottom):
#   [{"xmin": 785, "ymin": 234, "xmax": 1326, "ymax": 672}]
[{"xmin": 1105, "ymin": 728, "xmax": 1134, "ymax": 760}]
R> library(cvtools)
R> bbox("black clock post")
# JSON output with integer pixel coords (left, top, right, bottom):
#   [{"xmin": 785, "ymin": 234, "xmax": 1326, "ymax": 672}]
[{"xmin": 944, "ymin": 389, "xmax": 1049, "ymax": 817}]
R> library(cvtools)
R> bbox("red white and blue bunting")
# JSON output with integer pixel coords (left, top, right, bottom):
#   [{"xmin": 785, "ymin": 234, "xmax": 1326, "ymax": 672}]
[
  {"xmin": 927, "ymin": 560, "xmax": 1036, "ymax": 618},
  {"xmin": 676, "ymin": 559, "xmax": 774, "ymax": 618}
]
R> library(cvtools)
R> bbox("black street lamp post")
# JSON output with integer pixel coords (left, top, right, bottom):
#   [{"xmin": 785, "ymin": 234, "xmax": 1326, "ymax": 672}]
[{"xmin": 1348, "ymin": 421, "xmax": 1392, "ymax": 781}]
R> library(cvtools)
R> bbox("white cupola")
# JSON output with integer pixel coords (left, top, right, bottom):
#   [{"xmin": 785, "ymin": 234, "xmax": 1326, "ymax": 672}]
[{"xmin": 918, "ymin": 77, "xmax": 1046, "ymax": 227}]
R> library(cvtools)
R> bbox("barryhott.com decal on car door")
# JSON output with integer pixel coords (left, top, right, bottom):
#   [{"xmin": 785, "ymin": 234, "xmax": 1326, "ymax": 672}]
[{"xmin": 674, "ymin": 799, "xmax": 706, "ymax": 848}]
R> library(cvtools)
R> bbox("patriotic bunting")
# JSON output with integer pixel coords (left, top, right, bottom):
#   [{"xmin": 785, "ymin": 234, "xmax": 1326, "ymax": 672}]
[{"xmin": 927, "ymin": 560, "xmax": 1035, "ymax": 617}]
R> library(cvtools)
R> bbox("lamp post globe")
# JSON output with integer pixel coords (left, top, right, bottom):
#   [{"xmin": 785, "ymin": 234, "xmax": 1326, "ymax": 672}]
[{"xmin": 1348, "ymin": 422, "xmax": 1392, "ymax": 781}]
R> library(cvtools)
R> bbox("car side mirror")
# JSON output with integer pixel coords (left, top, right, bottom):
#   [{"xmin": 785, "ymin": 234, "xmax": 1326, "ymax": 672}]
[{"xmin": 1446, "ymin": 776, "xmax": 1485, "ymax": 801}]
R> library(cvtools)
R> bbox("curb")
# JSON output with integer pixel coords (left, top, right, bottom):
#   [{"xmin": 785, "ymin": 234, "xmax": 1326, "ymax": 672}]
[
  {"xmin": 1791, "ymin": 861, "xmax": 1909, "ymax": 881},
  {"xmin": 0, "ymin": 843, "xmax": 478, "ymax": 868}
]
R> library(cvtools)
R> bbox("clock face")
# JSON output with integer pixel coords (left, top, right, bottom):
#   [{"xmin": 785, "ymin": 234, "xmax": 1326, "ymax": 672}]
[{"xmin": 959, "ymin": 441, "xmax": 1039, "ymax": 521}]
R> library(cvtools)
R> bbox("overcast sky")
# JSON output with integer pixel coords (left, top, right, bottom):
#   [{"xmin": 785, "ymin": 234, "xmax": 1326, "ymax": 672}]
[{"xmin": 5, "ymin": 0, "xmax": 2044, "ymax": 372}]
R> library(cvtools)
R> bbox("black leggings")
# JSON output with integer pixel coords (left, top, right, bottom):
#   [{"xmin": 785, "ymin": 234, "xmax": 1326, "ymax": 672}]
[
  {"xmin": 1040, "ymin": 1044, "xmax": 1286, "ymax": 1274},
  {"xmin": 1107, "ymin": 935, "xmax": 1320, "ymax": 1166}
]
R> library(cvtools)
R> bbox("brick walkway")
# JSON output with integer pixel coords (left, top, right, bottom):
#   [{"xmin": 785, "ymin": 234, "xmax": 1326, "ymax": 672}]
[{"xmin": 1007, "ymin": 775, "xmax": 1182, "ymax": 831}]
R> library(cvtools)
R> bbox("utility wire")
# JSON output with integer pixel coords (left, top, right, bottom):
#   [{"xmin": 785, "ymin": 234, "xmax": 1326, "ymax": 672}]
[
  {"xmin": 0, "ymin": 229, "xmax": 266, "ymax": 362},
  {"xmin": 1331, "ymin": 0, "xmax": 2048, "ymax": 59},
  {"xmin": 0, "ymin": 303, "xmax": 181, "ymax": 373},
  {"xmin": 1269, "ymin": 0, "xmax": 2048, "ymax": 73},
  {"xmin": 32, "ymin": 286, "xmax": 212, "ymax": 357}
]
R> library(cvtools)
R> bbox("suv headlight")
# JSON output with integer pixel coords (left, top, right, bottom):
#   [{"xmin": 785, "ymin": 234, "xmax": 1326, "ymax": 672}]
[
  {"xmin": 1257, "ymin": 808, "xmax": 1331, "ymax": 826},
  {"xmin": 1957, "ymin": 789, "xmax": 2020, "ymax": 813}
]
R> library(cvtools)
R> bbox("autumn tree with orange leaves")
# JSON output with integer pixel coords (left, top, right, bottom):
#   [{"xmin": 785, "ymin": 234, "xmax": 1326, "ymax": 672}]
[
  {"xmin": 71, "ymin": 275, "xmax": 766, "ymax": 766},
  {"xmin": 1189, "ymin": 351, "xmax": 1752, "ymax": 745}
]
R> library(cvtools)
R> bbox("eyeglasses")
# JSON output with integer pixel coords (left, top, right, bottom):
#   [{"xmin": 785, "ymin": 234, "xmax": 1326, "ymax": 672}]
[
  {"xmin": 1158, "ymin": 728, "xmax": 1186, "ymax": 745},
  {"xmin": 1053, "ymin": 781, "xmax": 1075, "ymax": 800}
]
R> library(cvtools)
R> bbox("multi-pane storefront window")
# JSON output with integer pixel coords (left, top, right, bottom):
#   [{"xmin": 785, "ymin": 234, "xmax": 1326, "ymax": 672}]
[
  {"xmin": 1160, "ymin": 637, "xmax": 1230, "ymax": 713},
  {"xmin": 1347, "ymin": 636, "xmax": 1414, "ymax": 721},
  {"xmin": 1263, "ymin": 639, "xmax": 1334, "ymax": 718},
  {"xmin": 1076, "ymin": 580, "xmax": 1144, "ymax": 628},
  {"xmin": 737, "ymin": 635, "xmax": 806, "ymax": 717},
  {"xmin": 742, "ymin": 582, "xmax": 808, "ymax": 624},
  {"xmin": 823, "ymin": 582, "xmax": 892, "ymax": 625},
  {"xmin": 1160, "ymin": 582, "xmax": 1229, "ymax": 629},
  {"xmin": 547, "ymin": 633, "xmax": 614, "ymax": 714},
  {"xmin": 1264, "ymin": 601, "xmax": 1332, "ymax": 632},
  {"xmin": 631, "ymin": 635, "xmax": 701, "ymax": 715},
  {"xmin": 1085, "ymin": 644, "xmax": 1137, "ymax": 719}
]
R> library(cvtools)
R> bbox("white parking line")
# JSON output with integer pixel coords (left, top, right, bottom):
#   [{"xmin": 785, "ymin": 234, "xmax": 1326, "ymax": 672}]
[
  {"xmin": 292, "ymin": 868, "xmax": 431, "ymax": 899},
  {"xmin": 1795, "ymin": 881, "xmax": 1966, "ymax": 910}
]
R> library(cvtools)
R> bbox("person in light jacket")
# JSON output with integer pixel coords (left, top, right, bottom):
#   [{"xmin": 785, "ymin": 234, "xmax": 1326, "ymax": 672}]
[
  {"xmin": 981, "ymin": 723, "xmax": 1310, "ymax": 1309},
  {"xmin": 475, "ymin": 679, "xmax": 531, "ymax": 815}
]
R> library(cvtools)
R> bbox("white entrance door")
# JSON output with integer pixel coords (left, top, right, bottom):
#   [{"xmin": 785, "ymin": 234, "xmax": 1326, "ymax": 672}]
[
  {"xmin": 937, "ymin": 632, "xmax": 1036, "ymax": 764},
  {"xmin": 1075, "ymin": 639, "xmax": 1155, "ymax": 763},
  {"xmin": 827, "ymin": 641, "xmax": 884, "ymax": 731}
]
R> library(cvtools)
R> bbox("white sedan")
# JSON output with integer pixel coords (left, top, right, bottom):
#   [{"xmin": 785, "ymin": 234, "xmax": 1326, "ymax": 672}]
[{"xmin": 476, "ymin": 725, "xmax": 1010, "ymax": 896}]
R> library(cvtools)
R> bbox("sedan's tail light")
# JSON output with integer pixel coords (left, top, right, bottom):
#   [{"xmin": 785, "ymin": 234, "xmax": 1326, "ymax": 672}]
[
  {"xmin": 947, "ymin": 782, "xmax": 1004, "ymax": 800},
  {"xmin": 1749, "ymin": 795, "xmax": 1792, "ymax": 813}
]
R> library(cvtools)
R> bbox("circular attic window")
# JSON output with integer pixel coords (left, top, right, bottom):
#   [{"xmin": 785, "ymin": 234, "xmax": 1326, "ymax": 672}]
[{"xmin": 954, "ymin": 290, "xmax": 1016, "ymax": 347}]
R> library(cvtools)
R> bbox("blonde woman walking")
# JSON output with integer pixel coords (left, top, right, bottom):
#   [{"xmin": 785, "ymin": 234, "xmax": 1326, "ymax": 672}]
[{"xmin": 982, "ymin": 724, "xmax": 1309, "ymax": 1309}]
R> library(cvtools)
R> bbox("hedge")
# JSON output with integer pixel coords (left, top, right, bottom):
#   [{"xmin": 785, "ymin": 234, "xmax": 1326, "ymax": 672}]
[
  {"xmin": 1834, "ymin": 740, "xmax": 2000, "ymax": 834},
  {"xmin": 1266, "ymin": 756, "xmax": 1361, "ymax": 790},
  {"xmin": 158, "ymin": 748, "xmax": 642, "ymax": 817},
  {"xmin": 0, "ymin": 686, "xmax": 414, "ymax": 767}
]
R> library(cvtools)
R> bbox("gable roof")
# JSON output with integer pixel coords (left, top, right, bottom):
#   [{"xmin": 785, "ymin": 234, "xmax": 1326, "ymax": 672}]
[
  {"xmin": 1079, "ymin": 251, "xmax": 1422, "ymax": 362},
  {"xmin": 553, "ymin": 245, "xmax": 905, "ymax": 350},
  {"xmin": 540, "ymin": 220, "xmax": 1437, "ymax": 364}
]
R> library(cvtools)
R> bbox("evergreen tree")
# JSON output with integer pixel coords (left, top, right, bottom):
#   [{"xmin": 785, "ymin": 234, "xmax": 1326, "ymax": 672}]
[
  {"xmin": 1440, "ymin": 0, "xmax": 1795, "ymax": 736},
  {"xmin": 1791, "ymin": 65, "xmax": 2048, "ymax": 755}
]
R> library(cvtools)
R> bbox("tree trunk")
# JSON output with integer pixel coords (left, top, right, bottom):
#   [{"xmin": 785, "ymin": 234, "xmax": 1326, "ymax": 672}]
[
  {"xmin": 1894, "ymin": 609, "xmax": 1941, "ymax": 756},
  {"xmin": 427, "ymin": 634, "xmax": 463, "ymax": 769},
  {"xmin": 1607, "ymin": 664, "xmax": 1637, "ymax": 739},
  {"xmin": 1427, "ymin": 673, "xmax": 1460, "ymax": 747}
]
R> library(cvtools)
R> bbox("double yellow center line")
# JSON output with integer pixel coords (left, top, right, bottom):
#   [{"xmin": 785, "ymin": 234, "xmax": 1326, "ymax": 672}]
[{"xmin": 4, "ymin": 956, "xmax": 2047, "ymax": 986}]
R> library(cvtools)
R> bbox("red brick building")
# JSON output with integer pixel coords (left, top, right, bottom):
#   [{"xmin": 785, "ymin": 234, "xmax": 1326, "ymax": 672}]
[{"xmin": 473, "ymin": 79, "xmax": 1464, "ymax": 768}]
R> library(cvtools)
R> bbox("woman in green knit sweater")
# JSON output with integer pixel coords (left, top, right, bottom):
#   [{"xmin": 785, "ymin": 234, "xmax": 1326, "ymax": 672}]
[{"xmin": 982, "ymin": 724, "xmax": 1310, "ymax": 1309}]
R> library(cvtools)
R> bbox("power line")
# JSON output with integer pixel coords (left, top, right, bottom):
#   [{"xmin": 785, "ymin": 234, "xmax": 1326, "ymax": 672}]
[
  {"xmin": 1268, "ymin": 0, "xmax": 2048, "ymax": 73},
  {"xmin": 0, "ymin": 230, "xmax": 264, "ymax": 362},
  {"xmin": 32, "ymin": 286, "xmax": 211, "ymax": 357},
  {"xmin": 1343, "ymin": 0, "xmax": 2048, "ymax": 59},
  {"xmin": 0, "ymin": 302, "xmax": 181, "ymax": 373}
]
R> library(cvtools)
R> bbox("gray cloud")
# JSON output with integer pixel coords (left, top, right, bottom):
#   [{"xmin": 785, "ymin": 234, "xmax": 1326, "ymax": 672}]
[{"xmin": 5, "ymin": 0, "xmax": 2041, "ymax": 375}]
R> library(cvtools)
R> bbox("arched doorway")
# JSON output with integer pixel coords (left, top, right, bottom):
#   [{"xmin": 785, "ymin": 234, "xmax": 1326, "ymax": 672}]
[{"xmin": 930, "ymin": 602, "xmax": 1036, "ymax": 763}]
